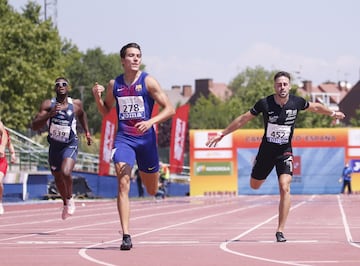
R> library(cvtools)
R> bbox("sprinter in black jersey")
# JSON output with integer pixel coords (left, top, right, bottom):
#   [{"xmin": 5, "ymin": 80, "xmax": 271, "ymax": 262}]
[
  {"xmin": 32, "ymin": 77, "xmax": 92, "ymax": 220},
  {"xmin": 206, "ymin": 71, "xmax": 345, "ymax": 242}
]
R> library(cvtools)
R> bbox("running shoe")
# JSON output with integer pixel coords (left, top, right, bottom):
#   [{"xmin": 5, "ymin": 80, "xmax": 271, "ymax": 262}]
[
  {"xmin": 0, "ymin": 202, "xmax": 4, "ymax": 215},
  {"xmin": 275, "ymin": 232, "xmax": 287, "ymax": 242},
  {"xmin": 61, "ymin": 205, "xmax": 70, "ymax": 220},
  {"xmin": 67, "ymin": 198, "xmax": 76, "ymax": 215},
  {"xmin": 120, "ymin": 235, "xmax": 133, "ymax": 250}
]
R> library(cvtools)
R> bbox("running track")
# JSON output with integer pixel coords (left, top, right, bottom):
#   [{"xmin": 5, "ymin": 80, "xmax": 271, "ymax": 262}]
[{"xmin": 0, "ymin": 195, "xmax": 359, "ymax": 266}]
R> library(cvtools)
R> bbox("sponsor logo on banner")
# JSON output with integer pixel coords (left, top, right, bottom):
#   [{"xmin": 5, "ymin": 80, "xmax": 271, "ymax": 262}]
[
  {"xmin": 194, "ymin": 162, "xmax": 233, "ymax": 176},
  {"xmin": 99, "ymin": 108, "xmax": 117, "ymax": 176},
  {"xmin": 174, "ymin": 118, "xmax": 186, "ymax": 161},
  {"xmin": 103, "ymin": 121, "xmax": 115, "ymax": 163},
  {"xmin": 293, "ymin": 156, "xmax": 301, "ymax": 176},
  {"xmin": 194, "ymin": 150, "xmax": 233, "ymax": 159}
]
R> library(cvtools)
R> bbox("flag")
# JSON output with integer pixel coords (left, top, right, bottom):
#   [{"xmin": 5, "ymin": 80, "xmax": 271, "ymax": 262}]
[
  {"xmin": 98, "ymin": 107, "xmax": 117, "ymax": 176},
  {"xmin": 169, "ymin": 104, "xmax": 190, "ymax": 174}
]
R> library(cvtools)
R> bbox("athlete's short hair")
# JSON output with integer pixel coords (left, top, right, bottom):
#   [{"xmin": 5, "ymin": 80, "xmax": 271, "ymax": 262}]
[
  {"xmin": 274, "ymin": 71, "xmax": 291, "ymax": 82},
  {"xmin": 120, "ymin": 43, "xmax": 141, "ymax": 59},
  {"xmin": 55, "ymin": 77, "xmax": 69, "ymax": 83}
]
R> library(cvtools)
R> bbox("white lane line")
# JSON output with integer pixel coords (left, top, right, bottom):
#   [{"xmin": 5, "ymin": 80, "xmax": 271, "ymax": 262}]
[
  {"xmin": 220, "ymin": 195, "xmax": 314, "ymax": 266},
  {"xmin": 78, "ymin": 199, "xmax": 260, "ymax": 266},
  {"xmin": 337, "ymin": 194, "xmax": 360, "ymax": 249},
  {"xmin": 17, "ymin": 241, "xmax": 75, "ymax": 244},
  {"xmin": 139, "ymin": 241, "xmax": 199, "ymax": 244},
  {"xmin": 0, "ymin": 197, "xmax": 235, "ymax": 244}
]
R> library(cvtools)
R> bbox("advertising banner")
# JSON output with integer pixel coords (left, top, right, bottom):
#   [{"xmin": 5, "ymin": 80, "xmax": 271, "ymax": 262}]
[
  {"xmin": 190, "ymin": 128, "xmax": 360, "ymax": 196},
  {"xmin": 169, "ymin": 104, "xmax": 190, "ymax": 174},
  {"xmin": 98, "ymin": 108, "xmax": 117, "ymax": 176}
]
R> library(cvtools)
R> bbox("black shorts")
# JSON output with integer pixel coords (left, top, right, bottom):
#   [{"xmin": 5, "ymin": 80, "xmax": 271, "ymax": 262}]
[{"xmin": 251, "ymin": 145, "xmax": 293, "ymax": 180}]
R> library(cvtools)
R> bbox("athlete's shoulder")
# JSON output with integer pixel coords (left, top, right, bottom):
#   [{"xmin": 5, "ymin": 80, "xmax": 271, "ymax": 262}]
[
  {"xmin": 141, "ymin": 71, "xmax": 149, "ymax": 77},
  {"xmin": 289, "ymin": 94, "xmax": 309, "ymax": 109},
  {"xmin": 114, "ymin": 75, "xmax": 122, "ymax": 83},
  {"xmin": 250, "ymin": 95, "xmax": 270, "ymax": 115},
  {"xmin": 259, "ymin": 95, "xmax": 274, "ymax": 106}
]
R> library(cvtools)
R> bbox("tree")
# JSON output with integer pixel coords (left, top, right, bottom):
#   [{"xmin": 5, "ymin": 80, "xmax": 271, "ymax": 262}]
[
  {"xmin": 0, "ymin": 1, "xmax": 65, "ymax": 131},
  {"xmin": 189, "ymin": 66, "xmax": 338, "ymax": 130},
  {"xmin": 349, "ymin": 108, "xmax": 360, "ymax": 127},
  {"xmin": 64, "ymin": 48, "xmax": 124, "ymax": 134},
  {"xmin": 190, "ymin": 94, "xmax": 224, "ymax": 129}
]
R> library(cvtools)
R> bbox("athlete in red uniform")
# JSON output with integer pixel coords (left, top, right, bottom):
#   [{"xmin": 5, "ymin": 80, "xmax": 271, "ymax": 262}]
[{"xmin": 0, "ymin": 122, "xmax": 17, "ymax": 215}]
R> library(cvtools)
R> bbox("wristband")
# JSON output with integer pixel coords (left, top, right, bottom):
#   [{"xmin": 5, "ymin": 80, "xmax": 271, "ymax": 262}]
[
  {"xmin": 217, "ymin": 132, "xmax": 225, "ymax": 139},
  {"xmin": 85, "ymin": 132, "xmax": 91, "ymax": 137}
]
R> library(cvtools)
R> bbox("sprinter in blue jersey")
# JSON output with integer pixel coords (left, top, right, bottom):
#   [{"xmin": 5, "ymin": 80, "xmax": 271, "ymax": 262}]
[
  {"xmin": 32, "ymin": 77, "xmax": 92, "ymax": 220},
  {"xmin": 92, "ymin": 43, "xmax": 175, "ymax": 250},
  {"xmin": 207, "ymin": 71, "xmax": 345, "ymax": 243}
]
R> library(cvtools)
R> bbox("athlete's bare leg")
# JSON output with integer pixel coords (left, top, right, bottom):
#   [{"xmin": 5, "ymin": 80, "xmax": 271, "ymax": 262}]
[
  {"xmin": 250, "ymin": 177, "xmax": 265, "ymax": 189},
  {"xmin": 61, "ymin": 158, "xmax": 75, "ymax": 200},
  {"xmin": 0, "ymin": 173, "xmax": 4, "ymax": 214},
  {"xmin": 115, "ymin": 162, "xmax": 131, "ymax": 235},
  {"xmin": 0, "ymin": 173, "xmax": 4, "ymax": 201},
  {"xmin": 52, "ymin": 158, "xmax": 75, "ymax": 205},
  {"xmin": 277, "ymin": 174, "xmax": 292, "ymax": 232},
  {"xmin": 140, "ymin": 171, "xmax": 159, "ymax": 196}
]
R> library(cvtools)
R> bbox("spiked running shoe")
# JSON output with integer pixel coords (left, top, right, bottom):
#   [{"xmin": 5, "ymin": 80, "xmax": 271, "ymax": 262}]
[
  {"xmin": 67, "ymin": 198, "xmax": 76, "ymax": 215},
  {"xmin": 120, "ymin": 235, "xmax": 133, "ymax": 250},
  {"xmin": 276, "ymin": 232, "xmax": 287, "ymax": 242}
]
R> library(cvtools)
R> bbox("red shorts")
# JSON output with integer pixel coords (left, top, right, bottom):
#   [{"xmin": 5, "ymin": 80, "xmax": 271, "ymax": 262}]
[{"xmin": 0, "ymin": 157, "xmax": 8, "ymax": 175}]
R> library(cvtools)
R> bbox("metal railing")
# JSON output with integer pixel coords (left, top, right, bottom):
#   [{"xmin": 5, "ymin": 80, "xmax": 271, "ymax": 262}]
[{"xmin": 5, "ymin": 127, "xmax": 100, "ymax": 173}]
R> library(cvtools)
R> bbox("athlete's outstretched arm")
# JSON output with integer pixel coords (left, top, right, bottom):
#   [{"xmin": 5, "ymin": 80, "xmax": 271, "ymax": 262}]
[
  {"xmin": 206, "ymin": 111, "xmax": 255, "ymax": 148},
  {"xmin": 306, "ymin": 102, "xmax": 345, "ymax": 120}
]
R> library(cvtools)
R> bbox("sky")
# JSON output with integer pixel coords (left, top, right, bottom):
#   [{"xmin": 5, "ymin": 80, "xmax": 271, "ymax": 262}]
[{"xmin": 9, "ymin": 0, "xmax": 360, "ymax": 90}]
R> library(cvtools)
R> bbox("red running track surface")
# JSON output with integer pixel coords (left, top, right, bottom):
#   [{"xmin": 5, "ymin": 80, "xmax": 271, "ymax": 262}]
[{"xmin": 0, "ymin": 194, "xmax": 359, "ymax": 266}]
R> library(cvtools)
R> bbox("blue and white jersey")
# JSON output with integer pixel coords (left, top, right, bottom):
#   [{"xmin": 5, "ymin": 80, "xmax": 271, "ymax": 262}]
[{"xmin": 47, "ymin": 97, "xmax": 77, "ymax": 144}]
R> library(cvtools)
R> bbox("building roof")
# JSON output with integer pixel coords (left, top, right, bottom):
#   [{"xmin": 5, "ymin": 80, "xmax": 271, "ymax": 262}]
[
  {"xmin": 299, "ymin": 80, "xmax": 351, "ymax": 106},
  {"xmin": 339, "ymin": 80, "xmax": 360, "ymax": 124},
  {"xmin": 209, "ymin": 82, "xmax": 232, "ymax": 101},
  {"xmin": 164, "ymin": 85, "xmax": 193, "ymax": 108},
  {"xmin": 187, "ymin": 79, "xmax": 232, "ymax": 105}
]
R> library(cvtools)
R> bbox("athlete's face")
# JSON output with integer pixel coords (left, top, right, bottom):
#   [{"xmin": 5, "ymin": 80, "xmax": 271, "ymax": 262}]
[
  {"xmin": 274, "ymin": 76, "xmax": 291, "ymax": 99},
  {"xmin": 121, "ymin": 47, "xmax": 142, "ymax": 71},
  {"xmin": 54, "ymin": 79, "xmax": 69, "ymax": 96}
]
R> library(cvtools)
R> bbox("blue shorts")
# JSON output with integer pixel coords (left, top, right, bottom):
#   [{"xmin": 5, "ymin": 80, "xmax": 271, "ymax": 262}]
[
  {"xmin": 48, "ymin": 138, "xmax": 78, "ymax": 172},
  {"xmin": 112, "ymin": 131, "xmax": 159, "ymax": 173}
]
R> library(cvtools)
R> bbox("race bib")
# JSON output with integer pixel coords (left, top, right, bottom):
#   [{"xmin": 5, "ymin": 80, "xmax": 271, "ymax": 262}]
[
  {"xmin": 117, "ymin": 96, "xmax": 145, "ymax": 120},
  {"xmin": 49, "ymin": 123, "xmax": 71, "ymax": 142},
  {"xmin": 266, "ymin": 123, "xmax": 291, "ymax": 144}
]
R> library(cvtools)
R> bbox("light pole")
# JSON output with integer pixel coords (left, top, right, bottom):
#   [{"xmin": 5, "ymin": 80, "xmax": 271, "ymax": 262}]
[{"xmin": 78, "ymin": 85, "xmax": 85, "ymax": 103}]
